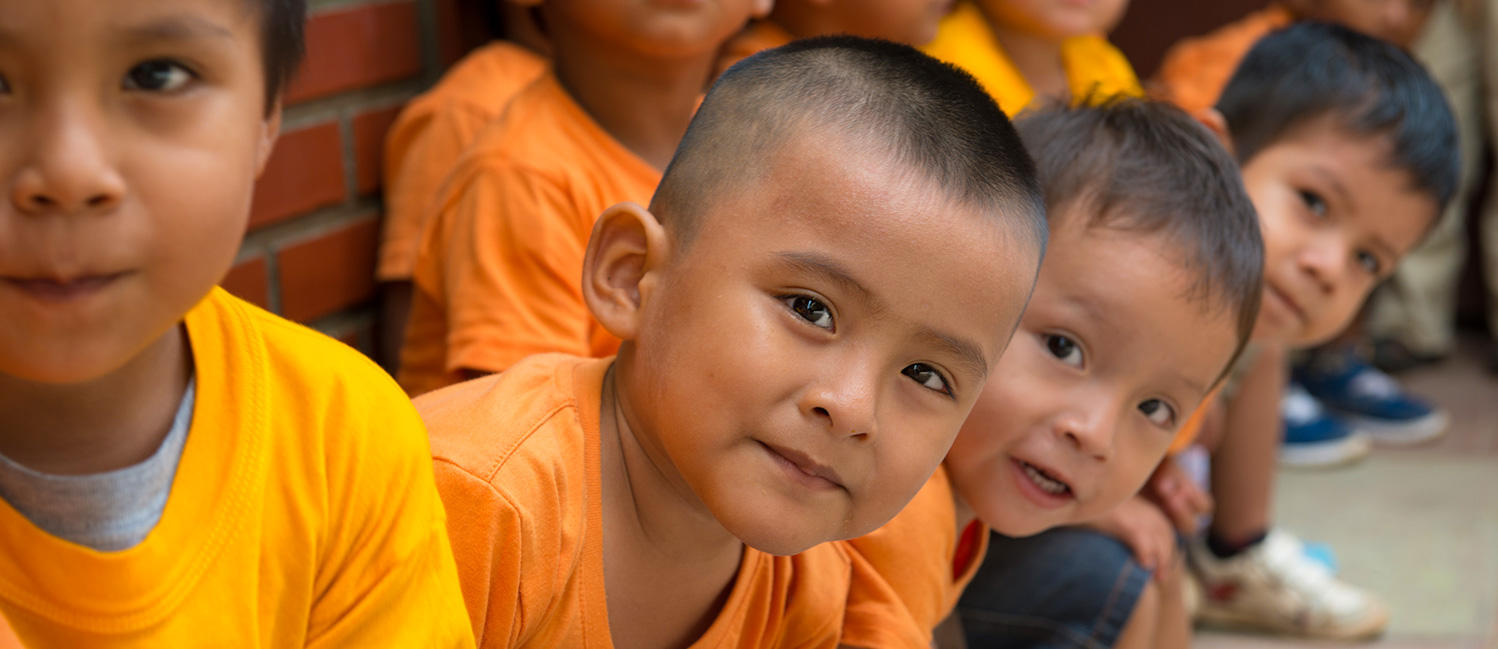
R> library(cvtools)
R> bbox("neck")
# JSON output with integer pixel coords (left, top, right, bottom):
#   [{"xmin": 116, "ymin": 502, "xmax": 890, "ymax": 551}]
[
  {"xmin": 768, "ymin": 8, "xmax": 831, "ymax": 39},
  {"xmin": 0, "ymin": 326, "xmax": 190, "ymax": 475},
  {"xmin": 548, "ymin": 32, "xmax": 714, "ymax": 170},
  {"xmin": 952, "ymin": 489, "xmax": 978, "ymax": 538},
  {"xmin": 986, "ymin": 17, "xmax": 1069, "ymax": 103}
]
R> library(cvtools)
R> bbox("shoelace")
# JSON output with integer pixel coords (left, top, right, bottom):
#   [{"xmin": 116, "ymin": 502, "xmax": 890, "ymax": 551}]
[{"xmin": 1261, "ymin": 533, "xmax": 1362, "ymax": 613}]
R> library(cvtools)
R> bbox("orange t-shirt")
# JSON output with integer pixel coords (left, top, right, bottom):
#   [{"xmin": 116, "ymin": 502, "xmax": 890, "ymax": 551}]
[
  {"xmin": 379, "ymin": 41, "xmax": 549, "ymax": 282},
  {"xmin": 1152, "ymin": 4, "xmax": 1296, "ymax": 116},
  {"xmin": 714, "ymin": 20, "xmax": 795, "ymax": 78},
  {"xmin": 841, "ymin": 466, "xmax": 990, "ymax": 647},
  {"xmin": 398, "ymin": 73, "xmax": 660, "ymax": 396},
  {"xmin": 419, "ymin": 354, "xmax": 865, "ymax": 648}
]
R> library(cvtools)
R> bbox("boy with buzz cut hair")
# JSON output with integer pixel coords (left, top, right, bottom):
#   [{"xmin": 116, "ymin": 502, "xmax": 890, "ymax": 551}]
[
  {"xmin": 838, "ymin": 96, "xmax": 1263, "ymax": 649},
  {"xmin": 397, "ymin": 0, "xmax": 772, "ymax": 396},
  {"xmin": 0, "ymin": 0, "xmax": 472, "ymax": 646},
  {"xmin": 419, "ymin": 36, "xmax": 1047, "ymax": 649}
]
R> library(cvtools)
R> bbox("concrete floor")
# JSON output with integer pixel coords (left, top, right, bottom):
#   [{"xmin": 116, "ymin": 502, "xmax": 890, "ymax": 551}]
[{"xmin": 1196, "ymin": 333, "xmax": 1498, "ymax": 649}]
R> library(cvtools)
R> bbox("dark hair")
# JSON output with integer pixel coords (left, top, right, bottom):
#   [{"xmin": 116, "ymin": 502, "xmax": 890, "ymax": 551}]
[
  {"xmin": 256, "ymin": 0, "xmax": 308, "ymax": 112},
  {"xmin": 1016, "ymin": 97, "xmax": 1264, "ymax": 370},
  {"xmin": 1217, "ymin": 21, "xmax": 1459, "ymax": 209},
  {"xmin": 651, "ymin": 35, "xmax": 1046, "ymax": 252}
]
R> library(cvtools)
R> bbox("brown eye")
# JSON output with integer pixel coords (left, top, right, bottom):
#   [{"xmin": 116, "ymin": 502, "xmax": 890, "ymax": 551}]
[
  {"xmin": 1044, "ymin": 334, "xmax": 1082, "ymax": 367},
  {"xmin": 1140, "ymin": 399, "xmax": 1175, "ymax": 428},
  {"xmin": 124, "ymin": 60, "xmax": 193, "ymax": 92},
  {"xmin": 787, "ymin": 296, "xmax": 834, "ymax": 330},
  {"xmin": 902, "ymin": 363, "xmax": 952, "ymax": 397}
]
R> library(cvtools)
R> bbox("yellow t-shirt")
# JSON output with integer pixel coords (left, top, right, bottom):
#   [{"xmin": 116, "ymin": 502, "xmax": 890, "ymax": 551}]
[
  {"xmin": 923, "ymin": 1, "xmax": 1143, "ymax": 116},
  {"xmin": 0, "ymin": 288, "xmax": 473, "ymax": 648}
]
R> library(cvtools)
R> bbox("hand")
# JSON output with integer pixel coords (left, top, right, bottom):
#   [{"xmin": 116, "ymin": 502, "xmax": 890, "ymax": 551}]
[
  {"xmin": 1080, "ymin": 495, "xmax": 1178, "ymax": 581},
  {"xmin": 1144, "ymin": 455, "xmax": 1212, "ymax": 534}
]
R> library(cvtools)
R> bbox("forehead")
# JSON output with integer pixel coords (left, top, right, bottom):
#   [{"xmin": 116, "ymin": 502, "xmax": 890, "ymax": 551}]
[
  {"xmin": 0, "ymin": 0, "xmax": 257, "ymax": 48},
  {"xmin": 1037, "ymin": 220, "xmax": 1238, "ymax": 394}
]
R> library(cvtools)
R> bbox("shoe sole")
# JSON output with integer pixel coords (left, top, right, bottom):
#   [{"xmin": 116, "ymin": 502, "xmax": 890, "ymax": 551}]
[
  {"xmin": 1195, "ymin": 605, "xmax": 1390, "ymax": 641},
  {"xmin": 1280, "ymin": 434, "xmax": 1372, "ymax": 469},
  {"xmin": 1343, "ymin": 410, "xmax": 1450, "ymax": 446}
]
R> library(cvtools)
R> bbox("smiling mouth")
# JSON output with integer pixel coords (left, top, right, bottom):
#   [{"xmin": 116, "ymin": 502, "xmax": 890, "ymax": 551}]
[
  {"xmin": 760, "ymin": 441, "xmax": 845, "ymax": 491},
  {"xmin": 1018, "ymin": 460, "xmax": 1072, "ymax": 496},
  {"xmin": 1266, "ymin": 283, "xmax": 1304, "ymax": 321}
]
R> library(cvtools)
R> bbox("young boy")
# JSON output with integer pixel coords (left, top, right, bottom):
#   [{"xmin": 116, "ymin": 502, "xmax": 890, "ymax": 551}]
[
  {"xmin": 922, "ymin": 0, "xmax": 1141, "ymax": 115},
  {"xmin": 838, "ymin": 97, "xmax": 1263, "ymax": 649},
  {"xmin": 398, "ymin": 0, "xmax": 770, "ymax": 396},
  {"xmin": 417, "ymin": 37, "xmax": 1048, "ymax": 648},
  {"xmin": 377, "ymin": 1, "xmax": 550, "ymax": 368},
  {"xmin": 0, "ymin": 0, "xmax": 472, "ymax": 646},
  {"xmin": 966, "ymin": 23, "xmax": 1461, "ymax": 645},
  {"xmin": 715, "ymin": 0, "xmax": 952, "ymax": 75}
]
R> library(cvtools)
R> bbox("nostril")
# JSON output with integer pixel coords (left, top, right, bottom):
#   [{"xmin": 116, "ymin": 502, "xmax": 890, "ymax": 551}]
[{"xmin": 813, "ymin": 407, "xmax": 829, "ymax": 418}]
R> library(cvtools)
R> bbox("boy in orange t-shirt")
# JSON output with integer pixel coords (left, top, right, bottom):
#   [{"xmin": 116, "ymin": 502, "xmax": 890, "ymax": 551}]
[
  {"xmin": 715, "ymin": 0, "xmax": 952, "ymax": 76},
  {"xmin": 922, "ymin": 0, "xmax": 1141, "ymax": 116},
  {"xmin": 841, "ymin": 98, "xmax": 1262, "ymax": 649},
  {"xmin": 418, "ymin": 37, "xmax": 1048, "ymax": 649},
  {"xmin": 376, "ymin": 3, "xmax": 550, "ymax": 368},
  {"xmin": 0, "ymin": 0, "xmax": 471, "ymax": 645},
  {"xmin": 398, "ymin": 0, "xmax": 772, "ymax": 396}
]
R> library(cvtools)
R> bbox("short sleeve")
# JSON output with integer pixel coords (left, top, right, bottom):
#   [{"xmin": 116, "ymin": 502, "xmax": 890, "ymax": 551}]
[
  {"xmin": 379, "ymin": 103, "xmax": 494, "ymax": 281},
  {"xmin": 433, "ymin": 460, "xmax": 526, "ymax": 648}
]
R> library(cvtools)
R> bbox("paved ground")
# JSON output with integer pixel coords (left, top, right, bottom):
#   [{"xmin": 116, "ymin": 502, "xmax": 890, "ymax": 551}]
[{"xmin": 1196, "ymin": 333, "xmax": 1498, "ymax": 649}]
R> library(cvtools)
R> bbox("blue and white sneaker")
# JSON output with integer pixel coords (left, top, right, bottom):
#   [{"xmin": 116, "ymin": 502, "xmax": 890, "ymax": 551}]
[
  {"xmin": 1280, "ymin": 382, "xmax": 1371, "ymax": 468},
  {"xmin": 1294, "ymin": 349, "xmax": 1449, "ymax": 446}
]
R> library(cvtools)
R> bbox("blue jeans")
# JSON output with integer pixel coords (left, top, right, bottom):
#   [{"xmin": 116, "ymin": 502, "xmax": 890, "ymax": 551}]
[{"xmin": 956, "ymin": 528, "xmax": 1148, "ymax": 649}]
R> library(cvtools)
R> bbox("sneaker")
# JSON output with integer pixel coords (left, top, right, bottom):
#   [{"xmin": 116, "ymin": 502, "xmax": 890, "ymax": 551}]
[
  {"xmin": 1280, "ymin": 382, "xmax": 1371, "ymax": 468},
  {"xmin": 1294, "ymin": 349, "xmax": 1449, "ymax": 446},
  {"xmin": 1190, "ymin": 530, "xmax": 1389, "ymax": 640}
]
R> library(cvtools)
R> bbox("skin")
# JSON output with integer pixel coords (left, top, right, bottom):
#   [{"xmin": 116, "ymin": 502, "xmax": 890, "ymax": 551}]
[
  {"xmin": 0, "ymin": 0, "xmax": 279, "ymax": 474},
  {"xmin": 1283, "ymin": 0, "xmax": 1435, "ymax": 50},
  {"xmin": 975, "ymin": 0, "xmax": 1131, "ymax": 103},
  {"xmin": 769, "ymin": 0, "xmax": 954, "ymax": 46},
  {"xmin": 582, "ymin": 132, "xmax": 1039, "ymax": 649},
  {"xmin": 944, "ymin": 216, "xmax": 1239, "ymax": 539}
]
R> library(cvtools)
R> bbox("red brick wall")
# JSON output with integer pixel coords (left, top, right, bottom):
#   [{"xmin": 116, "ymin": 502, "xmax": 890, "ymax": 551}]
[{"xmin": 223, "ymin": 0, "xmax": 487, "ymax": 365}]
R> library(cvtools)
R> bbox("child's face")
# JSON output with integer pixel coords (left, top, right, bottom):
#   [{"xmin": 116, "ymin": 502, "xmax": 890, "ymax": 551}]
[
  {"xmin": 833, "ymin": 0, "xmax": 955, "ymax": 46},
  {"xmin": 1242, "ymin": 125, "xmax": 1437, "ymax": 347},
  {"xmin": 545, "ymin": 0, "xmax": 770, "ymax": 58},
  {"xmin": 624, "ymin": 137, "xmax": 1038, "ymax": 556},
  {"xmin": 944, "ymin": 217, "xmax": 1238, "ymax": 537},
  {"xmin": 977, "ymin": 0, "xmax": 1130, "ymax": 41},
  {"xmin": 1285, "ymin": 0, "xmax": 1433, "ymax": 49},
  {"xmin": 0, "ymin": 0, "xmax": 277, "ymax": 383}
]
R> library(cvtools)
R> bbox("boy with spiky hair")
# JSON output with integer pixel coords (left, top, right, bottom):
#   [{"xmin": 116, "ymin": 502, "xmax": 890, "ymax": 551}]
[
  {"xmin": 420, "ymin": 36, "xmax": 1047, "ymax": 648},
  {"xmin": 0, "ymin": 0, "xmax": 472, "ymax": 645}
]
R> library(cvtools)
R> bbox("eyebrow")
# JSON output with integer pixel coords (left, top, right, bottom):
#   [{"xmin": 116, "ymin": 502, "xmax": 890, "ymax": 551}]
[
  {"xmin": 772, "ymin": 250, "xmax": 990, "ymax": 381},
  {"xmin": 119, "ymin": 15, "xmax": 237, "ymax": 46}
]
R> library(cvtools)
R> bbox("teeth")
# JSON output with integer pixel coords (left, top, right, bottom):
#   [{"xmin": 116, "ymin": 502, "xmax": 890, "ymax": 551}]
[{"xmin": 1022, "ymin": 463, "xmax": 1068, "ymax": 495}]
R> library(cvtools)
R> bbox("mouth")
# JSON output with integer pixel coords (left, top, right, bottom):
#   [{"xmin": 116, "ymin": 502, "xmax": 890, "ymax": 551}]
[
  {"xmin": 1264, "ymin": 281, "xmax": 1305, "ymax": 323},
  {"xmin": 1, "ymin": 273, "xmax": 128, "ymax": 303},
  {"xmin": 1008, "ymin": 457, "xmax": 1075, "ymax": 508},
  {"xmin": 759, "ymin": 441, "xmax": 845, "ymax": 492}
]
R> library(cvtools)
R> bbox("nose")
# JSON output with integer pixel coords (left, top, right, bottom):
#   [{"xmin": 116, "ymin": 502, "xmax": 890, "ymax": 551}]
[
  {"xmin": 1050, "ymin": 400, "xmax": 1118, "ymax": 460},
  {"xmin": 802, "ymin": 357, "xmax": 879, "ymax": 442},
  {"xmin": 10, "ymin": 102, "xmax": 126, "ymax": 216},
  {"xmin": 1295, "ymin": 229, "xmax": 1349, "ymax": 296}
]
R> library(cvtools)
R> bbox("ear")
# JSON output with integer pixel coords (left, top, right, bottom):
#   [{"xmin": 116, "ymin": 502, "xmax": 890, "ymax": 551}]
[
  {"xmin": 753, "ymin": 0, "xmax": 776, "ymax": 18},
  {"xmin": 583, "ymin": 202, "xmax": 671, "ymax": 342},
  {"xmin": 254, "ymin": 103, "xmax": 283, "ymax": 177},
  {"xmin": 1194, "ymin": 108, "xmax": 1236, "ymax": 158}
]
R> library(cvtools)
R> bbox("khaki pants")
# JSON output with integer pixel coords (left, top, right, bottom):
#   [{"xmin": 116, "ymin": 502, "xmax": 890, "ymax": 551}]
[{"xmin": 1367, "ymin": 0, "xmax": 1486, "ymax": 355}]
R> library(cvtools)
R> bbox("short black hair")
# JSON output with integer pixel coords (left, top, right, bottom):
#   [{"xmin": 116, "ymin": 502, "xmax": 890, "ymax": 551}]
[
  {"xmin": 1217, "ymin": 21, "xmax": 1459, "ymax": 210},
  {"xmin": 651, "ymin": 35, "xmax": 1046, "ymax": 252},
  {"xmin": 254, "ymin": 0, "xmax": 307, "ymax": 112},
  {"xmin": 1016, "ymin": 97, "xmax": 1264, "ymax": 370}
]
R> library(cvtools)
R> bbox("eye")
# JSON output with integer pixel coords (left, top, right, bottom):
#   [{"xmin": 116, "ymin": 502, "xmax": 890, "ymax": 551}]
[
  {"xmin": 786, "ymin": 295, "xmax": 834, "ymax": 331},
  {"xmin": 1355, "ymin": 250, "xmax": 1382, "ymax": 275},
  {"xmin": 1139, "ymin": 399, "xmax": 1176, "ymax": 428},
  {"xmin": 123, "ymin": 60, "xmax": 194, "ymax": 92},
  {"xmin": 902, "ymin": 363, "xmax": 952, "ymax": 397},
  {"xmin": 1044, "ymin": 334, "xmax": 1083, "ymax": 368},
  {"xmin": 1298, "ymin": 190, "xmax": 1327, "ymax": 218},
  {"xmin": 0, "ymin": 74, "xmax": 9, "ymax": 94}
]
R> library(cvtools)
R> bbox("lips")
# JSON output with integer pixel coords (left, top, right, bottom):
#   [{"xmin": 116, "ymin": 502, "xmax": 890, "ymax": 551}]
[
  {"xmin": 1008, "ymin": 457, "xmax": 1075, "ymax": 508},
  {"xmin": 1264, "ymin": 281, "xmax": 1305, "ymax": 323},
  {"xmin": 1, "ymin": 273, "xmax": 127, "ymax": 303},
  {"xmin": 760, "ymin": 441, "xmax": 845, "ymax": 491}
]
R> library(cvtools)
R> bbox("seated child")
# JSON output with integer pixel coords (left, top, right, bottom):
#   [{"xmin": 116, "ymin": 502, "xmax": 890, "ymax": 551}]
[
  {"xmin": 922, "ymin": 0, "xmax": 1141, "ymax": 115},
  {"xmin": 377, "ymin": 1, "xmax": 550, "ymax": 368},
  {"xmin": 0, "ymin": 0, "xmax": 471, "ymax": 645},
  {"xmin": 716, "ymin": 0, "xmax": 952, "ymax": 74},
  {"xmin": 969, "ymin": 22, "xmax": 1461, "ymax": 646},
  {"xmin": 398, "ymin": 0, "xmax": 770, "ymax": 396},
  {"xmin": 839, "ymin": 97, "xmax": 1263, "ymax": 649},
  {"xmin": 416, "ymin": 36, "xmax": 1048, "ymax": 648}
]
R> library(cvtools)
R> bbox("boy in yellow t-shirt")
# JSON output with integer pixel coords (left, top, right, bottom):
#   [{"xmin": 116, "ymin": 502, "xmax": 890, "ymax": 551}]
[
  {"xmin": 419, "ymin": 37, "xmax": 1048, "ymax": 648},
  {"xmin": 0, "ymin": 0, "xmax": 472, "ymax": 646},
  {"xmin": 924, "ymin": 0, "xmax": 1139, "ymax": 116}
]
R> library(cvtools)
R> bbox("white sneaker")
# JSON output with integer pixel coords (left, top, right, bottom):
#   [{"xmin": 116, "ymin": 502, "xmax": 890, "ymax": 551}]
[{"xmin": 1189, "ymin": 530, "xmax": 1389, "ymax": 640}]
